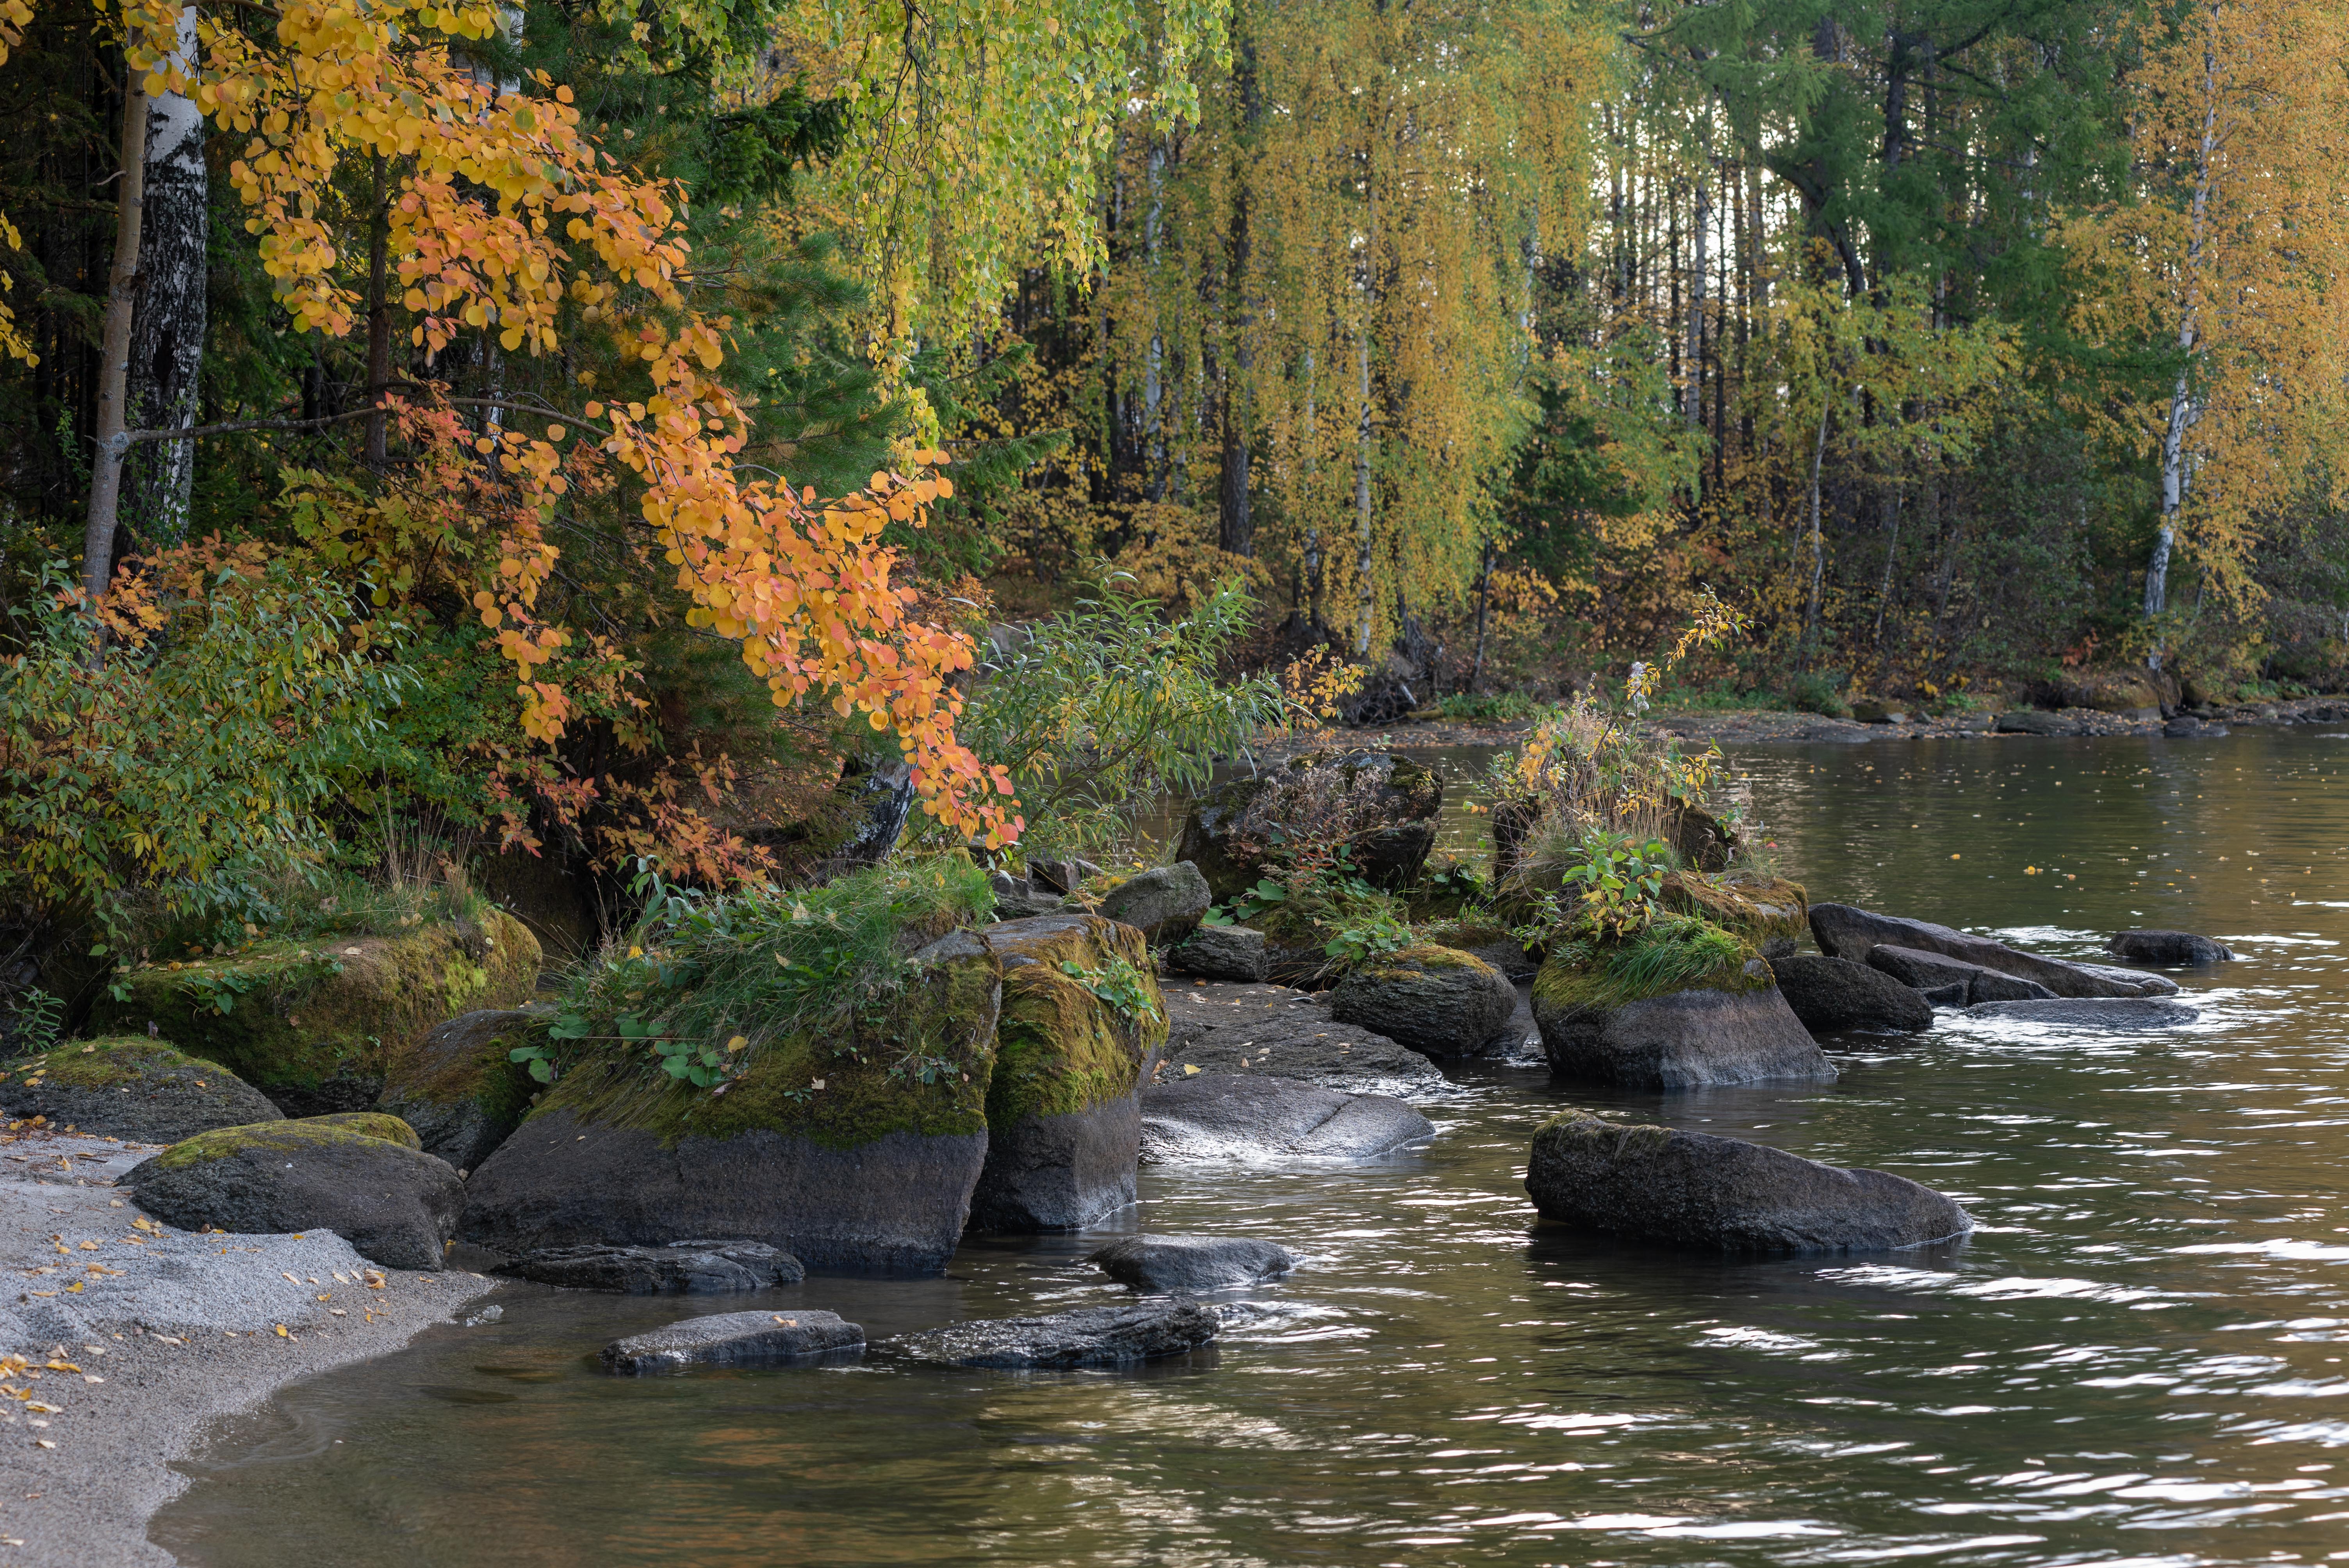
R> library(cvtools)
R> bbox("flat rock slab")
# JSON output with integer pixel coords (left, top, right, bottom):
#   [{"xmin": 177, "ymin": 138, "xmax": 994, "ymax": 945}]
[
  {"xmin": 1525, "ymin": 1112, "xmax": 1973, "ymax": 1256},
  {"xmin": 601, "ymin": 1308, "xmax": 864, "ymax": 1373},
  {"xmin": 1160, "ymin": 982, "xmax": 1448, "ymax": 1098},
  {"xmin": 2108, "ymin": 930, "xmax": 2235, "ymax": 966},
  {"xmin": 1091, "ymin": 1234, "xmax": 1295, "ymax": 1293},
  {"xmin": 1811, "ymin": 903, "xmax": 2174, "ymax": 998},
  {"xmin": 501, "ymin": 1240, "xmax": 804, "ymax": 1293},
  {"xmin": 1770, "ymin": 955, "xmax": 1932, "ymax": 1034},
  {"xmin": 1140, "ymin": 1076, "xmax": 1433, "ymax": 1163},
  {"xmin": 1965, "ymin": 998, "xmax": 2201, "ymax": 1029},
  {"xmin": 1866, "ymin": 944, "xmax": 2054, "ymax": 1004},
  {"xmin": 880, "ymin": 1301, "xmax": 1220, "ymax": 1369}
]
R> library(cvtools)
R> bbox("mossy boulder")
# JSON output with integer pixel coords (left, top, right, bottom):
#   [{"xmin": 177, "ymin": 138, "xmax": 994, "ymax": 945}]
[
  {"xmin": 1660, "ymin": 872, "xmax": 1809, "ymax": 955},
  {"xmin": 88, "ymin": 910, "xmax": 541, "ymax": 1116},
  {"xmin": 1328, "ymin": 943, "xmax": 1516, "ymax": 1057},
  {"xmin": 1178, "ymin": 751, "xmax": 1443, "ymax": 900},
  {"xmin": 378, "ymin": 1008, "xmax": 542, "ymax": 1173},
  {"xmin": 460, "ymin": 929, "xmax": 1005, "ymax": 1275},
  {"xmin": 1532, "ymin": 929, "xmax": 1833, "ymax": 1089},
  {"xmin": 967, "ymin": 914, "xmax": 1166, "ymax": 1231},
  {"xmin": 302, "ymin": 1110, "xmax": 422, "ymax": 1148},
  {"xmin": 0, "ymin": 1037, "xmax": 282, "ymax": 1144},
  {"xmin": 122, "ymin": 1116, "xmax": 466, "ymax": 1269},
  {"xmin": 1416, "ymin": 918, "xmax": 1535, "ymax": 981}
]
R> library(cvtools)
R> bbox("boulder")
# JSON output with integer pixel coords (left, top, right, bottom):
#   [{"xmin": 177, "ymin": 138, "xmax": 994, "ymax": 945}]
[
  {"xmin": 1965, "ymin": 997, "xmax": 2201, "ymax": 1029},
  {"xmin": 1328, "ymin": 944, "xmax": 1516, "ymax": 1057},
  {"xmin": 1918, "ymin": 982, "xmax": 1969, "ymax": 1007},
  {"xmin": 1179, "ymin": 752, "xmax": 1442, "ymax": 900},
  {"xmin": 1864, "ymin": 944, "xmax": 2055, "ymax": 1004},
  {"xmin": 989, "ymin": 872, "xmax": 1069, "ymax": 919},
  {"xmin": 1666, "ymin": 804, "xmax": 1736, "ymax": 873},
  {"xmin": 305, "ymin": 1110, "xmax": 422, "ymax": 1147},
  {"xmin": 1417, "ymin": 919, "xmax": 1536, "ymax": 981},
  {"xmin": 1850, "ymin": 699, "xmax": 1905, "ymax": 724},
  {"xmin": 1524, "ymin": 1111, "xmax": 1974, "ymax": 1255},
  {"xmin": 0, "ymin": 1037, "xmax": 282, "ymax": 1143},
  {"xmin": 1026, "ymin": 858, "xmax": 1101, "ymax": 898},
  {"xmin": 1769, "ymin": 956, "xmax": 1933, "ymax": 1034},
  {"xmin": 967, "ymin": 915, "xmax": 1164, "ymax": 1232},
  {"xmin": 1532, "ymin": 944, "xmax": 1834, "ymax": 1089},
  {"xmin": 2108, "ymin": 930, "xmax": 2234, "ymax": 966},
  {"xmin": 87, "ymin": 910, "xmax": 542, "ymax": 1115},
  {"xmin": 460, "ymin": 930, "xmax": 1004, "ymax": 1276},
  {"xmin": 1139, "ymin": 1075, "xmax": 1433, "ymax": 1163},
  {"xmin": 601, "ymin": 1309, "xmax": 864, "ymax": 1374},
  {"xmin": 880, "ymin": 1301, "xmax": 1220, "ymax": 1369},
  {"xmin": 1995, "ymin": 709, "xmax": 2087, "ymax": 736},
  {"xmin": 376, "ymin": 1009, "xmax": 542, "ymax": 1174},
  {"xmin": 1659, "ymin": 872, "xmax": 1809, "ymax": 952},
  {"xmin": 1094, "ymin": 862, "xmax": 1212, "ymax": 946},
  {"xmin": 1166, "ymin": 925, "xmax": 1270, "ymax": 982},
  {"xmin": 122, "ymin": 1117, "xmax": 465, "ymax": 1270},
  {"xmin": 1160, "ymin": 982, "xmax": 1447, "ymax": 1098},
  {"xmin": 2164, "ymin": 716, "xmax": 2228, "ymax": 738},
  {"xmin": 506, "ymin": 1240, "xmax": 804, "ymax": 1293},
  {"xmin": 1089, "ymin": 1234, "xmax": 1295, "ymax": 1293},
  {"xmin": 1810, "ymin": 903, "xmax": 2171, "ymax": 999}
]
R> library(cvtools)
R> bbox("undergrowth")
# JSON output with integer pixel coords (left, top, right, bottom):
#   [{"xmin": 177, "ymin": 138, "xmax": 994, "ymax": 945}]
[{"xmin": 1536, "ymin": 914, "xmax": 1756, "ymax": 1010}]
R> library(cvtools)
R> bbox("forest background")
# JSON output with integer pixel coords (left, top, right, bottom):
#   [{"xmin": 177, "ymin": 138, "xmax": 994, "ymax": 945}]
[{"xmin": 2, "ymin": 0, "xmax": 2346, "ymax": 975}]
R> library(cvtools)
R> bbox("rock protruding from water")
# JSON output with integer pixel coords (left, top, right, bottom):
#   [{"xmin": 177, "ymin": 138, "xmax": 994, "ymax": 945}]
[
  {"xmin": 1160, "ymin": 982, "xmax": 1447, "ymax": 1098},
  {"xmin": 123, "ymin": 1116, "xmax": 464, "ymax": 1270},
  {"xmin": 2108, "ymin": 930, "xmax": 2234, "ymax": 966},
  {"xmin": 1533, "ymin": 959, "xmax": 1835, "ymax": 1089},
  {"xmin": 881, "ymin": 1301, "xmax": 1221, "ymax": 1368},
  {"xmin": 1524, "ymin": 1111, "xmax": 1973, "ymax": 1255},
  {"xmin": 1865, "ymin": 943, "xmax": 2056, "ymax": 1004},
  {"xmin": 1965, "ymin": 997, "xmax": 2201, "ymax": 1029},
  {"xmin": 1090, "ymin": 1234, "xmax": 1295, "ymax": 1293},
  {"xmin": 1166, "ymin": 926, "xmax": 1271, "ymax": 982},
  {"xmin": 1096, "ymin": 862, "xmax": 1212, "ymax": 946},
  {"xmin": 1769, "ymin": 956, "xmax": 1933, "ymax": 1034},
  {"xmin": 1180, "ymin": 751, "xmax": 1443, "ymax": 899},
  {"xmin": 1139, "ymin": 1075, "xmax": 1433, "ymax": 1163},
  {"xmin": 1810, "ymin": 903, "xmax": 2175, "ymax": 998},
  {"xmin": 1328, "ymin": 944, "xmax": 1517, "ymax": 1057},
  {"xmin": 601, "ymin": 1309, "xmax": 865, "ymax": 1374},
  {"xmin": 378, "ymin": 1008, "xmax": 542, "ymax": 1174},
  {"xmin": 502, "ymin": 1240, "xmax": 805, "ymax": 1293},
  {"xmin": 0, "ymin": 1037, "xmax": 282, "ymax": 1144}
]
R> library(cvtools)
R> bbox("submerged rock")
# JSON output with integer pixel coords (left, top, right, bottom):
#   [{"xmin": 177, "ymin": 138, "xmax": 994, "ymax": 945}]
[
  {"xmin": 1090, "ymin": 1234, "xmax": 1296, "ymax": 1294},
  {"xmin": 1139, "ymin": 1075, "xmax": 1433, "ymax": 1162},
  {"xmin": 601, "ymin": 1308, "xmax": 864, "ymax": 1374},
  {"xmin": 1095, "ymin": 862, "xmax": 1212, "ymax": 946},
  {"xmin": 1166, "ymin": 925, "xmax": 1271, "ymax": 983},
  {"xmin": 2108, "ymin": 930, "xmax": 2234, "ymax": 966},
  {"xmin": 377, "ymin": 1009, "xmax": 544, "ymax": 1174},
  {"xmin": 0, "ymin": 1037, "xmax": 282, "ymax": 1144},
  {"xmin": 123, "ymin": 1116, "xmax": 465, "ymax": 1269},
  {"xmin": 1328, "ymin": 944, "xmax": 1517, "ymax": 1057},
  {"xmin": 1965, "ymin": 997, "xmax": 2201, "ymax": 1029},
  {"xmin": 880, "ymin": 1301, "xmax": 1220, "ymax": 1368},
  {"xmin": 1865, "ymin": 943, "xmax": 2055, "ymax": 1004},
  {"xmin": 87, "ymin": 911, "xmax": 542, "ymax": 1115},
  {"xmin": 502, "ymin": 1240, "xmax": 804, "ymax": 1293},
  {"xmin": 1810, "ymin": 903, "xmax": 2174, "ymax": 999},
  {"xmin": 1769, "ymin": 955, "xmax": 1932, "ymax": 1034},
  {"xmin": 1179, "ymin": 752, "xmax": 1443, "ymax": 900},
  {"xmin": 1160, "ymin": 982, "xmax": 1447, "ymax": 1098},
  {"xmin": 461, "ymin": 930, "xmax": 1004, "ymax": 1276},
  {"xmin": 1532, "ymin": 944, "xmax": 1833, "ymax": 1089},
  {"xmin": 1524, "ymin": 1111, "xmax": 1973, "ymax": 1255},
  {"xmin": 968, "ymin": 914, "xmax": 1165, "ymax": 1232}
]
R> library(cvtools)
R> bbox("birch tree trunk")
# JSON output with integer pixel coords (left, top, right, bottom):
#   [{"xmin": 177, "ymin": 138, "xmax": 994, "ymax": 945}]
[
  {"xmin": 2145, "ymin": 12, "xmax": 2220, "ymax": 651},
  {"xmin": 80, "ymin": 78, "xmax": 151, "ymax": 601},
  {"xmin": 123, "ymin": 3, "xmax": 206, "ymax": 547}
]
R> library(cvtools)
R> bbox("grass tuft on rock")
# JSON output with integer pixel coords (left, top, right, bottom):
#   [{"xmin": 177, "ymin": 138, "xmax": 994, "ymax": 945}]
[{"xmin": 1533, "ymin": 916, "xmax": 1762, "ymax": 1013}]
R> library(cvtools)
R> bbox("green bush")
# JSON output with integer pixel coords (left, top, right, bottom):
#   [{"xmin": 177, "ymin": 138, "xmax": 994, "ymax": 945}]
[
  {"xmin": 1536, "ymin": 914, "xmax": 1757, "ymax": 1011},
  {"xmin": 1781, "ymin": 670, "xmax": 1851, "ymax": 718}
]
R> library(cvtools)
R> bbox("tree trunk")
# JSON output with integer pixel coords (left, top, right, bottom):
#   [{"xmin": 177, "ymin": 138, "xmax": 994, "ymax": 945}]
[
  {"xmin": 2145, "ymin": 12, "xmax": 2220, "ymax": 658},
  {"xmin": 80, "ymin": 77, "xmax": 151, "ymax": 602},
  {"xmin": 1470, "ymin": 537, "xmax": 1494, "ymax": 688},
  {"xmin": 123, "ymin": 3, "xmax": 205, "ymax": 548},
  {"xmin": 1801, "ymin": 392, "xmax": 1831, "ymax": 659}
]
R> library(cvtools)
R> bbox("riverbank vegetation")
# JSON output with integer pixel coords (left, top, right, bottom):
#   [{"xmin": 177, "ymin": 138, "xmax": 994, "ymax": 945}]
[{"xmin": 0, "ymin": 0, "xmax": 2339, "ymax": 1018}]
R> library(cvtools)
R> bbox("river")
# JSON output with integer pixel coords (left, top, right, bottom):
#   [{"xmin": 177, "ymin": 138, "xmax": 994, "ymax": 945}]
[{"xmin": 152, "ymin": 727, "xmax": 2349, "ymax": 1566}]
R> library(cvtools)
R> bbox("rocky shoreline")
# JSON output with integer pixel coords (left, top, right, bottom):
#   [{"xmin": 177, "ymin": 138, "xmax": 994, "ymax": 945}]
[{"xmin": 0, "ymin": 1128, "xmax": 491, "ymax": 1565}]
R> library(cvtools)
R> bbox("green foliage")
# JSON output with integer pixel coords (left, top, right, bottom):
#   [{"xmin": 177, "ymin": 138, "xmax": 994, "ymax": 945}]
[
  {"xmin": 1055, "ymin": 954, "xmax": 1162, "ymax": 1028},
  {"xmin": 0, "ymin": 987, "xmax": 61, "ymax": 1053},
  {"xmin": 951, "ymin": 575, "xmax": 1285, "ymax": 855},
  {"xmin": 1535, "ymin": 915, "xmax": 1757, "ymax": 1012},
  {"xmin": 1781, "ymin": 671, "xmax": 1852, "ymax": 719},
  {"xmin": 544, "ymin": 855, "xmax": 993, "ymax": 1092}
]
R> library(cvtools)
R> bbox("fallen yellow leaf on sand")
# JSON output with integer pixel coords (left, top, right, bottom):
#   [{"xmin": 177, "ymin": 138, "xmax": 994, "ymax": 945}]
[{"xmin": 273, "ymin": 1324, "xmax": 289, "ymax": 1338}]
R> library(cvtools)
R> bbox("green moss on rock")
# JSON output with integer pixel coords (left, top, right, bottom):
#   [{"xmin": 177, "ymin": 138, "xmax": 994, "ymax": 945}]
[
  {"xmin": 7, "ymin": 1036, "xmax": 232, "ymax": 1091},
  {"xmin": 150, "ymin": 1116, "xmax": 396, "ymax": 1171},
  {"xmin": 0, "ymin": 1037, "xmax": 284, "ymax": 1143},
  {"xmin": 302, "ymin": 1112, "xmax": 422, "ymax": 1149},
  {"xmin": 986, "ymin": 915, "xmax": 1166, "ymax": 1127},
  {"xmin": 87, "ymin": 910, "xmax": 542, "ymax": 1114},
  {"xmin": 1659, "ymin": 872, "xmax": 1809, "ymax": 946},
  {"xmin": 1532, "ymin": 920, "xmax": 1768, "ymax": 1017}
]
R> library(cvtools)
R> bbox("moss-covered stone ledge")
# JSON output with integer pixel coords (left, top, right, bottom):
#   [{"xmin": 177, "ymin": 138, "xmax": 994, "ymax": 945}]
[
  {"xmin": 0, "ymin": 1037, "xmax": 282, "ymax": 1143},
  {"xmin": 88, "ymin": 909, "xmax": 541, "ymax": 1115},
  {"xmin": 1659, "ymin": 871, "xmax": 1809, "ymax": 953}
]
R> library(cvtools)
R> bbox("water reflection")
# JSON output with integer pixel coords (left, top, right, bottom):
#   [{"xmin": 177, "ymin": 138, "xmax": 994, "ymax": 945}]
[{"xmin": 155, "ymin": 731, "xmax": 2349, "ymax": 1567}]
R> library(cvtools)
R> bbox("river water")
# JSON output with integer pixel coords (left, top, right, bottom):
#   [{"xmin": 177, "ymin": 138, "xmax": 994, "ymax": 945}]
[{"xmin": 153, "ymin": 730, "xmax": 2349, "ymax": 1567}]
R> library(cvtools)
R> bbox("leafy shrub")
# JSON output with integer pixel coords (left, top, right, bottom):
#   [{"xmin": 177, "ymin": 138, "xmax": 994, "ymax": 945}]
[
  {"xmin": 1781, "ymin": 670, "xmax": 1852, "ymax": 718},
  {"xmin": 1537, "ymin": 914, "xmax": 1753, "ymax": 1010}
]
